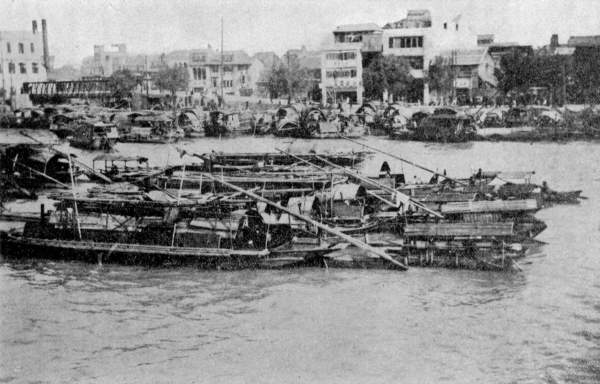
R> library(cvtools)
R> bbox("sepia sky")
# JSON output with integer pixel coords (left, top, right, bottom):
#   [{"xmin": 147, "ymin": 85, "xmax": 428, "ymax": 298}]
[{"xmin": 2, "ymin": 0, "xmax": 600, "ymax": 67}]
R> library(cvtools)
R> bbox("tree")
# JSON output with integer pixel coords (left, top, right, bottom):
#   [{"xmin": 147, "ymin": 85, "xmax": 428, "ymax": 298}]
[
  {"xmin": 107, "ymin": 69, "xmax": 139, "ymax": 100},
  {"xmin": 363, "ymin": 55, "xmax": 414, "ymax": 101},
  {"xmin": 263, "ymin": 58, "xmax": 314, "ymax": 102},
  {"xmin": 154, "ymin": 66, "xmax": 190, "ymax": 108},
  {"xmin": 572, "ymin": 47, "xmax": 600, "ymax": 104},
  {"xmin": 285, "ymin": 56, "xmax": 313, "ymax": 101},
  {"xmin": 264, "ymin": 63, "xmax": 288, "ymax": 99},
  {"xmin": 496, "ymin": 50, "xmax": 535, "ymax": 95},
  {"xmin": 426, "ymin": 56, "xmax": 455, "ymax": 104}
]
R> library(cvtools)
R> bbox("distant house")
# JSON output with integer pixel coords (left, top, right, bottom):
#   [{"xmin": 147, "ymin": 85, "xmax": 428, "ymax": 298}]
[
  {"xmin": 0, "ymin": 20, "xmax": 49, "ymax": 108},
  {"xmin": 567, "ymin": 35, "xmax": 600, "ymax": 47},
  {"xmin": 436, "ymin": 47, "xmax": 497, "ymax": 104},
  {"xmin": 486, "ymin": 42, "xmax": 534, "ymax": 67},
  {"xmin": 47, "ymin": 65, "xmax": 81, "ymax": 81},
  {"xmin": 537, "ymin": 34, "xmax": 575, "ymax": 56}
]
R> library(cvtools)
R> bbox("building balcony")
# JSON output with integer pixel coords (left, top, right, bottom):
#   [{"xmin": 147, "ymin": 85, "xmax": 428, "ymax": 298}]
[{"xmin": 384, "ymin": 47, "xmax": 426, "ymax": 56}]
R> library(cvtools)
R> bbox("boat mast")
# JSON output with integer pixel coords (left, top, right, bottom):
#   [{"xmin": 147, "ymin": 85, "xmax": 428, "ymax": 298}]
[
  {"xmin": 220, "ymin": 16, "xmax": 224, "ymax": 104},
  {"xmin": 67, "ymin": 154, "xmax": 82, "ymax": 240}
]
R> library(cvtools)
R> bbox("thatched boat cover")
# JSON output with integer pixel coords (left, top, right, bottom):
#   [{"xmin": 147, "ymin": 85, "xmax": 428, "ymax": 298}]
[
  {"xmin": 404, "ymin": 222, "xmax": 514, "ymax": 238},
  {"xmin": 441, "ymin": 199, "xmax": 538, "ymax": 214}
]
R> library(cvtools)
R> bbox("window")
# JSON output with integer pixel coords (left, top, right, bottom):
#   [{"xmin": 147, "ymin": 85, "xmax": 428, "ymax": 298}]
[
  {"xmin": 443, "ymin": 22, "xmax": 447, "ymax": 29},
  {"xmin": 325, "ymin": 69, "xmax": 357, "ymax": 79},
  {"xmin": 212, "ymin": 77, "xmax": 218, "ymax": 87},
  {"xmin": 30, "ymin": 43, "xmax": 35, "ymax": 53},
  {"xmin": 193, "ymin": 67, "xmax": 206, "ymax": 80},
  {"xmin": 326, "ymin": 52, "xmax": 356, "ymax": 61},
  {"xmin": 19, "ymin": 62, "xmax": 26, "ymax": 74},
  {"xmin": 389, "ymin": 37, "xmax": 423, "ymax": 49},
  {"xmin": 8, "ymin": 62, "xmax": 15, "ymax": 73},
  {"xmin": 6, "ymin": 42, "xmax": 10, "ymax": 53},
  {"xmin": 32, "ymin": 62, "xmax": 39, "ymax": 74},
  {"xmin": 222, "ymin": 80, "xmax": 233, "ymax": 88},
  {"xmin": 18, "ymin": 43, "xmax": 24, "ymax": 54},
  {"xmin": 456, "ymin": 24, "xmax": 459, "ymax": 31}
]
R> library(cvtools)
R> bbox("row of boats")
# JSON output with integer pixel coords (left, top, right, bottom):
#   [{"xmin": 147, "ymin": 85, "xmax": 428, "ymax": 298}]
[
  {"xmin": 0, "ymin": 141, "xmax": 584, "ymax": 271},
  {"xmin": 5, "ymin": 101, "xmax": 599, "ymax": 147}
]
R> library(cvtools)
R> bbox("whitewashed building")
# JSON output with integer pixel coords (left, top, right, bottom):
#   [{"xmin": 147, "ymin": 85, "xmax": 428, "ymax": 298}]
[
  {"xmin": 382, "ymin": 10, "xmax": 478, "ymax": 103},
  {"xmin": 0, "ymin": 20, "xmax": 49, "ymax": 108},
  {"xmin": 320, "ymin": 43, "xmax": 364, "ymax": 105}
]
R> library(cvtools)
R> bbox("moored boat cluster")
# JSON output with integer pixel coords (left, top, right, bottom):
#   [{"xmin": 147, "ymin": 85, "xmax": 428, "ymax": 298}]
[{"xmin": 0, "ymin": 139, "xmax": 585, "ymax": 272}]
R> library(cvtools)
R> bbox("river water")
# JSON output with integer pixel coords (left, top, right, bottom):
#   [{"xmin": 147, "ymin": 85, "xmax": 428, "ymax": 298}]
[{"xmin": 1, "ymin": 134, "xmax": 600, "ymax": 383}]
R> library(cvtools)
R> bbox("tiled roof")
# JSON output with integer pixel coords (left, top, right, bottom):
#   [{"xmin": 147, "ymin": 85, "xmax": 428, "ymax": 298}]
[
  {"xmin": 567, "ymin": 35, "xmax": 600, "ymax": 47},
  {"xmin": 438, "ymin": 48, "xmax": 488, "ymax": 66}
]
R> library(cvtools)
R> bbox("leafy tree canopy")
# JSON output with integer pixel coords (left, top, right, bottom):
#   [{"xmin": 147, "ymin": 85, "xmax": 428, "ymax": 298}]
[
  {"xmin": 363, "ymin": 55, "xmax": 414, "ymax": 101},
  {"xmin": 107, "ymin": 69, "xmax": 140, "ymax": 99},
  {"xmin": 155, "ymin": 66, "xmax": 190, "ymax": 96}
]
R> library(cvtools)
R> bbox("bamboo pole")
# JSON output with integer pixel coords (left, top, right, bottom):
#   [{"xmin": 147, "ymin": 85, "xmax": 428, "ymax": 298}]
[
  {"xmin": 311, "ymin": 154, "xmax": 444, "ymax": 218},
  {"xmin": 14, "ymin": 161, "xmax": 69, "ymax": 188},
  {"xmin": 67, "ymin": 154, "xmax": 82, "ymax": 240},
  {"xmin": 274, "ymin": 148, "xmax": 397, "ymax": 208},
  {"xmin": 199, "ymin": 171, "xmax": 407, "ymax": 270},
  {"xmin": 340, "ymin": 136, "xmax": 467, "ymax": 186}
]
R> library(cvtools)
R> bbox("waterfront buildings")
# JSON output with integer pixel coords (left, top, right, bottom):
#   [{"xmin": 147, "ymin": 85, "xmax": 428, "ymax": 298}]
[
  {"xmin": 0, "ymin": 20, "xmax": 50, "ymax": 108},
  {"xmin": 382, "ymin": 10, "xmax": 479, "ymax": 103},
  {"xmin": 81, "ymin": 45, "xmax": 252, "ymax": 102},
  {"xmin": 320, "ymin": 10, "xmax": 487, "ymax": 105}
]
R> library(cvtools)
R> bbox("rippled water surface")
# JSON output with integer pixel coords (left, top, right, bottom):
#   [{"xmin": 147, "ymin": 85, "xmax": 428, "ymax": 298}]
[{"xmin": 1, "ymin": 135, "xmax": 600, "ymax": 383}]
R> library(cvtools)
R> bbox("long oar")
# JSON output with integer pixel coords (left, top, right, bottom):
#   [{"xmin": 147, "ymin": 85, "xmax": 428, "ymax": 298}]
[
  {"xmin": 340, "ymin": 136, "xmax": 467, "ymax": 186},
  {"xmin": 311, "ymin": 154, "xmax": 443, "ymax": 219},
  {"xmin": 198, "ymin": 171, "xmax": 407, "ymax": 270}
]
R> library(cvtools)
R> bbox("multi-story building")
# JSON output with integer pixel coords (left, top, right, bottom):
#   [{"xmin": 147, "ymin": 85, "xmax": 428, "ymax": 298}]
[
  {"xmin": 320, "ymin": 24, "xmax": 383, "ymax": 105},
  {"xmin": 81, "ymin": 44, "xmax": 165, "ymax": 78},
  {"xmin": 171, "ymin": 49, "xmax": 252, "ymax": 98},
  {"xmin": 320, "ymin": 43, "xmax": 363, "ymax": 104},
  {"xmin": 382, "ymin": 10, "xmax": 478, "ymax": 103},
  {"xmin": 436, "ymin": 48, "xmax": 497, "ymax": 104},
  {"xmin": 0, "ymin": 20, "xmax": 49, "ymax": 108},
  {"xmin": 81, "ymin": 45, "xmax": 252, "ymax": 100}
]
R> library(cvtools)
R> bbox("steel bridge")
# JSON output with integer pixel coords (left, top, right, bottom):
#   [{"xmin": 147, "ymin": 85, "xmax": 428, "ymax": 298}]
[{"xmin": 21, "ymin": 80, "xmax": 114, "ymax": 102}]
